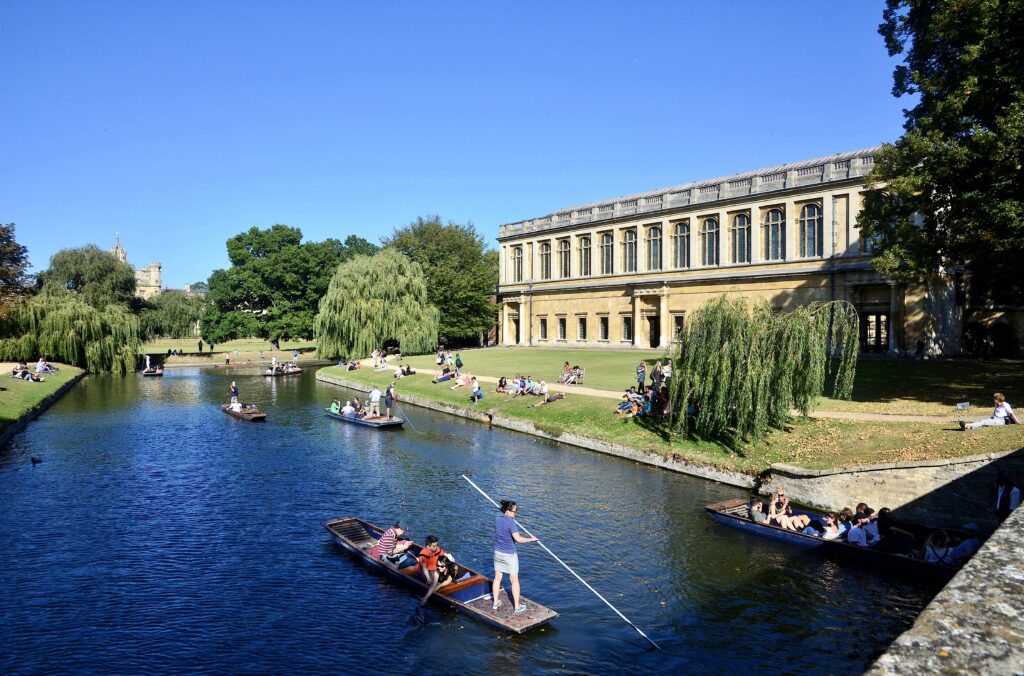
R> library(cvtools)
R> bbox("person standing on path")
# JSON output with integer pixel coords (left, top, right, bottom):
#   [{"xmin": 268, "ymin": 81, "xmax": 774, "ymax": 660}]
[
  {"xmin": 491, "ymin": 499, "xmax": 538, "ymax": 616},
  {"xmin": 384, "ymin": 382, "xmax": 396, "ymax": 419},
  {"xmin": 636, "ymin": 361, "xmax": 647, "ymax": 390},
  {"xmin": 198, "ymin": 339, "xmax": 203, "ymax": 353}
]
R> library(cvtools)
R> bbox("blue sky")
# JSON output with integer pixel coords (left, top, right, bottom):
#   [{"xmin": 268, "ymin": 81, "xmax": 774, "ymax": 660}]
[{"xmin": 1, "ymin": 1, "xmax": 909, "ymax": 288}]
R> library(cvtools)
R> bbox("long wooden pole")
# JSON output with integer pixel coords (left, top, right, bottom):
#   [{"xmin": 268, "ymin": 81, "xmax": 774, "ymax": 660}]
[{"xmin": 461, "ymin": 474, "xmax": 661, "ymax": 650}]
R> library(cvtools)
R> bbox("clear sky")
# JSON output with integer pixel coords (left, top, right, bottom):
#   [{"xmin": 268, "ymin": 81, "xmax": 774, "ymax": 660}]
[{"xmin": 1, "ymin": 1, "xmax": 909, "ymax": 288}]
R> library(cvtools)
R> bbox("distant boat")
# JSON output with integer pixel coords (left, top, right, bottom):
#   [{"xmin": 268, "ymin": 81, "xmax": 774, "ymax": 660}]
[
  {"xmin": 141, "ymin": 368, "xmax": 164, "ymax": 377},
  {"xmin": 263, "ymin": 367, "xmax": 303, "ymax": 377},
  {"xmin": 323, "ymin": 516, "xmax": 558, "ymax": 633},
  {"xmin": 324, "ymin": 407, "xmax": 404, "ymax": 428},
  {"xmin": 221, "ymin": 403, "xmax": 267, "ymax": 422}
]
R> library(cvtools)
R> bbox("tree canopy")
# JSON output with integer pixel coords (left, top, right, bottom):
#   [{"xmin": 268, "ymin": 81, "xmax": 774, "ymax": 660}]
[
  {"xmin": 140, "ymin": 290, "xmax": 205, "ymax": 339},
  {"xmin": 201, "ymin": 225, "xmax": 379, "ymax": 344},
  {"xmin": 861, "ymin": 0, "xmax": 1024, "ymax": 303},
  {"xmin": 382, "ymin": 216, "xmax": 497, "ymax": 343},
  {"xmin": 667, "ymin": 297, "xmax": 858, "ymax": 444},
  {"xmin": 37, "ymin": 244, "xmax": 138, "ymax": 309},
  {"xmin": 0, "ymin": 223, "xmax": 31, "ymax": 318},
  {"xmin": 314, "ymin": 248, "xmax": 439, "ymax": 359}
]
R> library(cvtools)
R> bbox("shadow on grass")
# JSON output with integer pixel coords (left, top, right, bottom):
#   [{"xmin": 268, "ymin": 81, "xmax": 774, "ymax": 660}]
[
  {"xmin": 827, "ymin": 358, "xmax": 1024, "ymax": 407},
  {"xmin": 627, "ymin": 414, "xmax": 748, "ymax": 458}
]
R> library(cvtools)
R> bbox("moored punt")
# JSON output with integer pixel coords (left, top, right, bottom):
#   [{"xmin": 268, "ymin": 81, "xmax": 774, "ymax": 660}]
[
  {"xmin": 705, "ymin": 498, "xmax": 962, "ymax": 581},
  {"xmin": 221, "ymin": 404, "xmax": 267, "ymax": 421},
  {"xmin": 324, "ymin": 408, "xmax": 404, "ymax": 428},
  {"xmin": 323, "ymin": 516, "xmax": 558, "ymax": 633},
  {"xmin": 141, "ymin": 369, "xmax": 164, "ymax": 377},
  {"xmin": 263, "ymin": 367, "xmax": 303, "ymax": 377}
]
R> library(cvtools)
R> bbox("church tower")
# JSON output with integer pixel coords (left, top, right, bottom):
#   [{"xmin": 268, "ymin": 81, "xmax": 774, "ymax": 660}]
[{"xmin": 111, "ymin": 233, "xmax": 128, "ymax": 263}]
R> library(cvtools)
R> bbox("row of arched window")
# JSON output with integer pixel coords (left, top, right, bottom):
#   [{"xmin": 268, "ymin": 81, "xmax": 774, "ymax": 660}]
[{"xmin": 510, "ymin": 204, "xmax": 823, "ymax": 282}]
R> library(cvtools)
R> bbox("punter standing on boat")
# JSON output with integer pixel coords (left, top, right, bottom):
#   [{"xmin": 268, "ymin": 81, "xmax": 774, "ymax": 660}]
[
  {"xmin": 384, "ymin": 383, "xmax": 396, "ymax": 419},
  {"xmin": 229, "ymin": 381, "xmax": 239, "ymax": 399},
  {"xmin": 492, "ymin": 499, "xmax": 538, "ymax": 616}
]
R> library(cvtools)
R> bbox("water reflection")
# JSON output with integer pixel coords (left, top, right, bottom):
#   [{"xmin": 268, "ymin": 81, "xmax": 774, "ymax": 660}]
[{"xmin": 0, "ymin": 369, "xmax": 938, "ymax": 673}]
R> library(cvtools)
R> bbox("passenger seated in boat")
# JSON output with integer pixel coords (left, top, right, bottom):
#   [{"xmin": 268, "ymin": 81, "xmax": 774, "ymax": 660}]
[
  {"xmin": 818, "ymin": 513, "xmax": 841, "ymax": 540},
  {"xmin": 847, "ymin": 508, "xmax": 879, "ymax": 546},
  {"xmin": 872, "ymin": 508, "xmax": 916, "ymax": 555},
  {"xmin": 340, "ymin": 400, "xmax": 356, "ymax": 417},
  {"xmin": 229, "ymin": 397, "xmax": 243, "ymax": 413},
  {"xmin": 766, "ymin": 489, "xmax": 809, "ymax": 531},
  {"xmin": 923, "ymin": 530, "xmax": 955, "ymax": 564},
  {"xmin": 371, "ymin": 523, "xmax": 414, "ymax": 565},
  {"xmin": 329, "ymin": 399, "xmax": 341, "ymax": 414},
  {"xmin": 747, "ymin": 497, "xmax": 769, "ymax": 524},
  {"xmin": 416, "ymin": 535, "xmax": 447, "ymax": 606},
  {"xmin": 435, "ymin": 554, "xmax": 463, "ymax": 591},
  {"xmin": 837, "ymin": 508, "xmax": 855, "ymax": 536}
]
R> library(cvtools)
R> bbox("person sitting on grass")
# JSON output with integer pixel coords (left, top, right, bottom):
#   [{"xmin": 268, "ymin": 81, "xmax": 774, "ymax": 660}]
[
  {"xmin": 470, "ymin": 378, "xmax": 484, "ymax": 404},
  {"xmin": 614, "ymin": 386, "xmax": 642, "ymax": 413},
  {"xmin": 962, "ymin": 392, "xmax": 1018, "ymax": 429},
  {"xmin": 450, "ymin": 372, "xmax": 473, "ymax": 389},
  {"xmin": 13, "ymin": 363, "xmax": 43, "ymax": 382},
  {"xmin": 557, "ymin": 362, "xmax": 573, "ymax": 384},
  {"xmin": 496, "ymin": 376, "xmax": 508, "ymax": 393},
  {"xmin": 505, "ymin": 376, "xmax": 522, "ymax": 396},
  {"xmin": 432, "ymin": 364, "xmax": 453, "ymax": 383}
]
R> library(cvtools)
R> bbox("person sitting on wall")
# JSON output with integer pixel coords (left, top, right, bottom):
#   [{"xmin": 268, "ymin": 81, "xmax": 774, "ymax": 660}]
[{"xmin": 962, "ymin": 392, "xmax": 1018, "ymax": 430}]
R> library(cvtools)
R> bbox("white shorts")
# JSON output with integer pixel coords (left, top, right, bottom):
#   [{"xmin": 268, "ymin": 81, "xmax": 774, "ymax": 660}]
[{"xmin": 493, "ymin": 550, "xmax": 519, "ymax": 575}]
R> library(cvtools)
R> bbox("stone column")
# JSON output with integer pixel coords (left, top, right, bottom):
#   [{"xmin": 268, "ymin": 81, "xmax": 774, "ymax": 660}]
[
  {"xmin": 499, "ymin": 245, "xmax": 506, "ymax": 284},
  {"xmin": 784, "ymin": 198, "xmax": 797, "ymax": 261},
  {"xmin": 888, "ymin": 282, "xmax": 898, "ymax": 353},
  {"xmin": 750, "ymin": 205, "xmax": 762, "ymax": 265},
  {"xmin": 659, "ymin": 288, "xmax": 670, "ymax": 348},
  {"xmin": 823, "ymin": 194, "xmax": 836, "ymax": 259},
  {"xmin": 632, "ymin": 293, "xmax": 642, "ymax": 347},
  {"xmin": 500, "ymin": 303, "xmax": 510, "ymax": 346}
]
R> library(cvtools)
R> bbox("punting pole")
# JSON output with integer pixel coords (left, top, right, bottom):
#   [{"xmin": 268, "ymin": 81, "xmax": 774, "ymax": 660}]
[
  {"xmin": 461, "ymin": 474, "xmax": 662, "ymax": 650},
  {"xmin": 395, "ymin": 401, "xmax": 419, "ymax": 433}
]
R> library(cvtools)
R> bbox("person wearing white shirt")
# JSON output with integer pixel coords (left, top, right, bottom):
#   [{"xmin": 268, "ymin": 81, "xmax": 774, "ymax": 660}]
[
  {"xmin": 968, "ymin": 393, "xmax": 1016, "ymax": 429},
  {"xmin": 369, "ymin": 386, "xmax": 382, "ymax": 417},
  {"xmin": 340, "ymin": 401, "xmax": 356, "ymax": 417},
  {"xmin": 229, "ymin": 397, "xmax": 243, "ymax": 413}
]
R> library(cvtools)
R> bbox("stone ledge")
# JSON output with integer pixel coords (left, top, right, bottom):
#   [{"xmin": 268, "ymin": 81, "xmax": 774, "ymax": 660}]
[
  {"xmin": 0, "ymin": 372, "xmax": 86, "ymax": 448},
  {"xmin": 772, "ymin": 449, "xmax": 1022, "ymax": 478},
  {"xmin": 869, "ymin": 506, "xmax": 1024, "ymax": 675},
  {"xmin": 315, "ymin": 372, "xmax": 753, "ymax": 489}
]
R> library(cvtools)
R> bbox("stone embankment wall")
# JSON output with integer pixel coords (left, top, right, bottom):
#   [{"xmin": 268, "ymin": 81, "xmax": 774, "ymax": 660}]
[
  {"xmin": 869, "ymin": 505, "xmax": 1024, "ymax": 675},
  {"xmin": 0, "ymin": 372, "xmax": 86, "ymax": 447},
  {"xmin": 315, "ymin": 372, "xmax": 753, "ymax": 489},
  {"xmin": 768, "ymin": 450, "xmax": 1024, "ymax": 531}
]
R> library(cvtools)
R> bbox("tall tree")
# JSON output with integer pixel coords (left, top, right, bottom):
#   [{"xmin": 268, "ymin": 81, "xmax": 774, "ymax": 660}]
[
  {"xmin": 383, "ymin": 216, "xmax": 498, "ymax": 343},
  {"xmin": 314, "ymin": 248, "xmax": 439, "ymax": 358},
  {"xmin": 201, "ymin": 225, "xmax": 379, "ymax": 343},
  {"xmin": 0, "ymin": 223, "xmax": 31, "ymax": 318},
  {"xmin": 139, "ymin": 290, "xmax": 205, "ymax": 339},
  {"xmin": 667, "ymin": 297, "xmax": 858, "ymax": 444},
  {"xmin": 861, "ymin": 0, "xmax": 1024, "ymax": 303},
  {"xmin": 38, "ymin": 244, "xmax": 137, "ymax": 309}
]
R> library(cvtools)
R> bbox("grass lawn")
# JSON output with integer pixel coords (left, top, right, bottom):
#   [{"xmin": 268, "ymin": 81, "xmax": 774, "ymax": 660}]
[
  {"xmin": 0, "ymin": 363, "xmax": 84, "ymax": 433},
  {"xmin": 318, "ymin": 365, "xmax": 1024, "ymax": 473}
]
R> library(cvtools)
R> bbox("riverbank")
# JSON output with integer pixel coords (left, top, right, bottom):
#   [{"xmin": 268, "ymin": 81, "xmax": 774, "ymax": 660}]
[
  {"xmin": 316, "ymin": 366, "xmax": 1024, "ymax": 475},
  {"xmin": 0, "ymin": 363, "xmax": 85, "ymax": 443}
]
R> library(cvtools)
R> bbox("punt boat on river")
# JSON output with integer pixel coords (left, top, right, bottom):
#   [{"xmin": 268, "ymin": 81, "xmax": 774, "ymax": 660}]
[
  {"xmin": 323, "ymin": 516, "xmax": 558, "ymax": 633},
  {"xmin": 323, "ymin": 408, "xmax": 404, "ymax": 428},
  {"xmin": 705, "ymin": 498, "xmax": 964, "ymax": 581},
  {"xmin": 220, "ymin": 403, "xmax": 267, "ymax": 422},
  {"xmin": 263, "ymin": 367, "xmax": 303, "ymax": 377},
  {"xmin": 141, "ymin": 368, "xmax": 163, "ymax": 377}
]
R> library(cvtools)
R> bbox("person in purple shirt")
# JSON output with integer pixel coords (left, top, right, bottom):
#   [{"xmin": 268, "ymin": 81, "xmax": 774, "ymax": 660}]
[{"xmin": 490, "ymin": 499, "xmax": 538, "ymax": 616}]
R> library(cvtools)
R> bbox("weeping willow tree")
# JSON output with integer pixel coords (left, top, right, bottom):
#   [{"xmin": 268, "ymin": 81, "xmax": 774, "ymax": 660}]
[
  {"xmin": 668, "ymin": 296, "xmax": 858, "ymax": 443},
  {"xmin": 314, "ymin": 248, "xmax": 440, "ymax": 359},
  {"xmin": 0, "ymin": 291, "xmax": 141, "ymax": 374}
]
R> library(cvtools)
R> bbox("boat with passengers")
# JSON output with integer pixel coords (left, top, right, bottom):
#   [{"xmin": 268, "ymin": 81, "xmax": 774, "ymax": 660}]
[
  {"xmin": 323, "ymin": 516, "xmax": 557, "ymax": 633},
  {"xmin": 705, "ymin": 498, "xmax": 976, "ymax": 581},
  {"xmin": 221, "ymin": 403, "xmax": 267, "ymax": 422},
  {"xmin": 323, "ymin": 408, "xmax": 403, "ymax": 429}
]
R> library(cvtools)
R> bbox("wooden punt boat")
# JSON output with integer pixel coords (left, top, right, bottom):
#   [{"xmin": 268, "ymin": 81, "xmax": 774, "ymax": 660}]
[
  {"xmin": 705, "ymin": 498, "xmax": 964, "ymax": 581},
  {"xmin": 141, "ymin": 369, "xmax": 164, "ymax": 377},
  {"xmin": 324, "ymin": 408, "xmax": 404, "ymax": 428},
  {"xmin": 323, "ymin": 516, "xmax": 558, "ymax": 633},
  {"xmin": 263, "ymin": 367, "xmax": 303, "ymax": 377},
  {"xmin": 220, "ymin": 403, "xmax": 267, "ymax": 421}
]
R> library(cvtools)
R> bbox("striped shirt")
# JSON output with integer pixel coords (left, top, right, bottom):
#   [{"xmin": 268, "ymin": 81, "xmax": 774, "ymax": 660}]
[{"xmin": 376, "ymin": 528, "xmax": 399, "ymax": 557}]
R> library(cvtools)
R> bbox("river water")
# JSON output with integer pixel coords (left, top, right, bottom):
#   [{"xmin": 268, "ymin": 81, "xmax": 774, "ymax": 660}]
[{"xmin": 1, "ymin": 369, "xmax": 938, "ymax": 674}]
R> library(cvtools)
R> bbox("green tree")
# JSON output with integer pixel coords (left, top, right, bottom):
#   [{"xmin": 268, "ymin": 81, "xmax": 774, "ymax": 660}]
[
  {"xmin": 667, "ymin": 297, "xmax": 858, "ymax": 444},
  {"xmin": 140, "ymin": 290, "xmax": 205, "ymax": 339},
  {"xmin": 0, "ymin": 223, "xmax": 31, "ymax": 318},
  {"xmin": 314, "ymin": 248, "xmax": 439, "ymax": 359},
  {"xmin": 382, "ymin": 216, "xmax": 498, "ymax": 343},
  {"xmin": 201, "ymin": 225, "xmax": 379, "ymax": 343},
  {"xmin": 861, "ymin": 0, "xmax": 1024, "ymax": 303},
  {"xmin": 0, "ymin": 290, "xmax": 141, "ymax": 374},
  {"xmin": 38, "ymin": 244, "xmax": 137, "ymax": 309}
]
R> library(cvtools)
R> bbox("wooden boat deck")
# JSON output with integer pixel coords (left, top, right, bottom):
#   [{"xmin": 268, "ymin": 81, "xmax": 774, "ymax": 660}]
[
  {"xmin": 324, "ymin": 517, "xmax": 557, "ymax": 633},
  {"xmin": 221, "ymin": 404, "xmax": 267, "ymax": 421}
]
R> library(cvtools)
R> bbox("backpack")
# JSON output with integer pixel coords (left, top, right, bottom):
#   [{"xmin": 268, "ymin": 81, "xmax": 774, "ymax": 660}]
[{"xmin": 455, "ymin": 356, "xmax": 463, "ymax": 369}]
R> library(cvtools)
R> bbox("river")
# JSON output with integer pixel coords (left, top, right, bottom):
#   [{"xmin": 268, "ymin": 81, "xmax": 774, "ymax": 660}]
[{"xmin": 0, "ymin": 368, "xmax": 939, "ymax": 674}]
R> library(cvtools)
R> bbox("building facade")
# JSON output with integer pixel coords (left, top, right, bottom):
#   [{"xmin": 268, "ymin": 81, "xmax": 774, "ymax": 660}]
[
  {"xmin": 111, "ymin": 235, "xmax": 163, "ymax": 301},
  {"xmin": 496, "ymin": 148, "xmax": 960, "ymax": 354}
]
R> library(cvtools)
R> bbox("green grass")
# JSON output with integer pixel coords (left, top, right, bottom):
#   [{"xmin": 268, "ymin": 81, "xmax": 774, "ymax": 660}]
[
  {"xmin": 318, "ymin": 365, "xmax": 1024, "ymax": 473},
  {"xmin": 144, "ymin": 338, "xmax": 317, "ymax": 356},
  {"xmin": 399, "ymin": 347, "xmax": 666, "ymax": 393},
  {"xmin": 0, "ymin": 364, "xmax": 84, "ymax": 433}
]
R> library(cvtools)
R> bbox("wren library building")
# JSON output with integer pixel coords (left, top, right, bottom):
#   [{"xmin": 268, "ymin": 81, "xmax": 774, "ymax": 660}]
[{"xmin": 495, "ymin": 147, "xmax": 1019, "ymax": 356}]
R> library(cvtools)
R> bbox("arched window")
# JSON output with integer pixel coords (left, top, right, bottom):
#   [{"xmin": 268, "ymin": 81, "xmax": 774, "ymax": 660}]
[
  {"xmin": 700, "ymin": 218, "xmax": 719, "ymax": 266},
  {"xmin": 799, "ymin": 203, "xmax": 823, "ymax": 257},
  {"xmin": 577, "ymin": 236, "xmax": 591, "ymax": 276},
  {"xmin": 646, "ymin": 226, "xmax": 662, "ymax": 271},
  {"xmin": 558, "ymin": 239, "xmax": 570, "ymax": 278},
  {"xmin": 671, "ymin": 220, "xmax": 690, "ymax": 269},
  {"xmin": 512, "ymin": 246, "xmax": 523, "ymax": 282},
  {"xmin": 600, "ymin": 233, "xmax": 614, "ymax": 275},
  {"xmin": 731, "ymin": 214, "xmax": 751, "ymax": 264},
  {"xmin": 539, "ymin": 242, "xmax": 552, "ymax": 280},
  {"xmin": 622, "ymin": 229, "xmax": 637, "ymax": 273},
  {"xmin": 763, "ymin": 208, "xmax": 785, "ymax": 261}
]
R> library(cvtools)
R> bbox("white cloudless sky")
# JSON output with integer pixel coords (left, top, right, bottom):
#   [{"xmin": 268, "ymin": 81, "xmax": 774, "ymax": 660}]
[{"xmin": 1, "ymin": 1, "xmax": 910, "ymax": 287}]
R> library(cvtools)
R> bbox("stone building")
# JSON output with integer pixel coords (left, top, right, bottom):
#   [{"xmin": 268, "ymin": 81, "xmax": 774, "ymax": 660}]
[
  {"xmin": 110, "ymin": 235, "xmax": 163, "ymax": 301},
  {"xmin": 495, "ymin": 148, "xmax": 962, "ymax": 354}
]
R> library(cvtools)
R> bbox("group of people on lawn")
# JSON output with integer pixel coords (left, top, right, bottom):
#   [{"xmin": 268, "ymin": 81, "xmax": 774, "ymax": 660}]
[
  {"xmin": 11, "ymin": 358, "xmax": 59, "ymax": 382},
  {"xmin": 614, "ymin": 359, "xmax": 672, "ymax": 419},
  {"xmin": 750, "ymin": 487, "xmax": 983, "ymax": 564}
]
